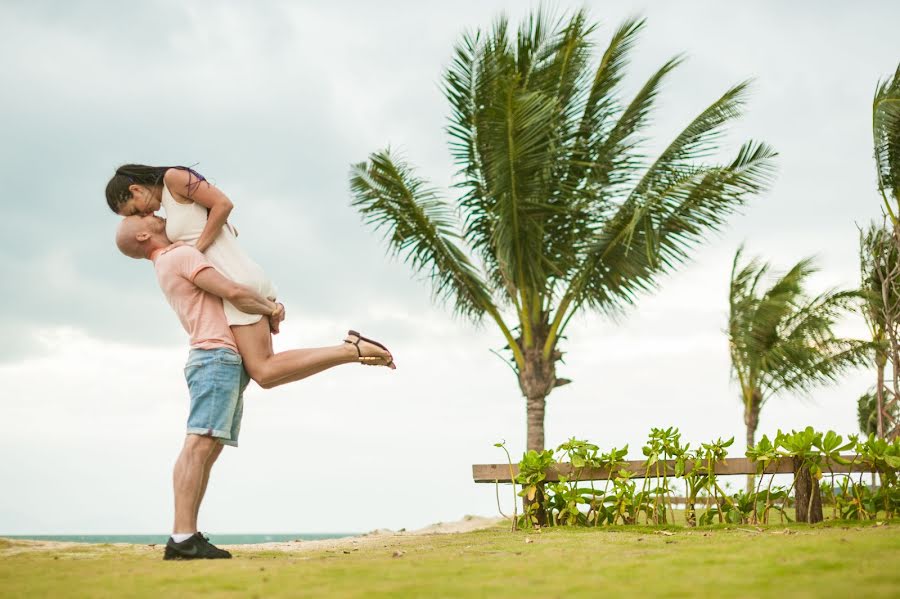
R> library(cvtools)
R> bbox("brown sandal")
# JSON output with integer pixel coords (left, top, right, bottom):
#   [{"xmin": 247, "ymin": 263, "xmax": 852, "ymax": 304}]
[{"xmin": 345, "ymin": 330, "xmax": 396, "ymax": 369}]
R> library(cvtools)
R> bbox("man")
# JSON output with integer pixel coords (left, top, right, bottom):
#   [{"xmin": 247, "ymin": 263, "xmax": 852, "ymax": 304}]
[{"xmin": 116, "ymin": 214, "xmax": 284, "ymax": 560}]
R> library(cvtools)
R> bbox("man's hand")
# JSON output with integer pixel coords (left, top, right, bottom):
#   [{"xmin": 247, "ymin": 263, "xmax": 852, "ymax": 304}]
[{"xmin": 269, "ymin": 302, "xmax": 285, "ymax": 334}]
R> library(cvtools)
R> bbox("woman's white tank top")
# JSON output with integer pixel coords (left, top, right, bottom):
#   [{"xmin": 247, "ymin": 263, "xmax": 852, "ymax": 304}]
[{"xmin": 161, "ymin": 184, "xmax": 277, "ymax": 326}]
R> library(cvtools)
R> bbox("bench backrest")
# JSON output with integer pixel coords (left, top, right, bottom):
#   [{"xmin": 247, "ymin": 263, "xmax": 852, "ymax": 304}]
[{"xmin": 472, "ymin": 455, "xmax": 873, "ymax": 483}]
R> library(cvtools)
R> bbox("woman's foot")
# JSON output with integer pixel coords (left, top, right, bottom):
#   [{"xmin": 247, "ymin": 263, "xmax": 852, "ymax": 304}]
[{"xmin": 344, "ymin": 330, "xmax": 396, "ymax": 369}]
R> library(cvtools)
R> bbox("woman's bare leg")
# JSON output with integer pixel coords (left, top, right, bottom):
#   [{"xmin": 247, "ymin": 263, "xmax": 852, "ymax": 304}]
[{"xmin": 231, "ymin": 319, "xmax": 391, "ymax": 389}]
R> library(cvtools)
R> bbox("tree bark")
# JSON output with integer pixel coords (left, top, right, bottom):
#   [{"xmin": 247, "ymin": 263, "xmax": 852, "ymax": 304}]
[
  {"xmin": 518, "ymin": 318, "xmax": 558, "ymax": 452},
  {"xmin": 884, "ymin": 231, "xmax": 900, "ymax": 440},
  {"xmin": 743, "ymin": 391, "xmax": 761, "ymax": 494},
  {"xmin": 877, "ymin": 359, "xmax": 886, "ymax": 438},
  {"xmin": 516, "ymin": 314, "xmax": 560, "ymax": 523},
  {"xmin": 523, "ymin": 393, "xmax": 550, "ymax": 524},
  {"xmin": 526, "ymin": 395, "xmax": 546, "ymax": 451},
  {"xmin": 793, "ymin": 457, "xmax": 823, "ymax": 524}
]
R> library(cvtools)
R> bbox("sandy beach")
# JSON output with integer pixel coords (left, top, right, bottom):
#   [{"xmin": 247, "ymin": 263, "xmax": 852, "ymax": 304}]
[{"xmin": 0, "ymin": 515, "xmax": 505, "ymax": 557}]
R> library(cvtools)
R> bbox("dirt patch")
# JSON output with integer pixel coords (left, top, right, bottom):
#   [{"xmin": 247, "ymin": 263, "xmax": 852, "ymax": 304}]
[
  {"xmin": 225, "ymin": 515, "xmax": 505, "ymax": 553},
  {"xmin": 0, "ymin": 515, "xmax": 506, "ymax": 556}
]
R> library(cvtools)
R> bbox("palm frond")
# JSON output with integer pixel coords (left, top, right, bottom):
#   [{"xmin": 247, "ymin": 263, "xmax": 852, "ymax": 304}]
[
  {"xmin": 628, "ymin": 81, "xmax": 752, "ymax": 204},
  {"xmin": 566, "ymin": 141, "xmax": 776, "ymax": 319},
  {"xmin": 727, "ymin": 249, "xmax": 871, "ymax": 405},
  {"xmin": 578, "ymin": 17, "xmax": 645, "ymax": 149},
  {"xmin": 541, "ymin": 17, "xmax": 646, "ymax": 291},
  {"xmin": 742, "ymin": 257, "xmax": 817, "ymax": 352},
  {"xmin": 586, "ymin": 55, "xmax": 684, "ymax": 198},
  {"xmin": 858, "ymin": 390, "xmax": 880, "ymax": 436},
  {"xmin": 349, "ymin": 150, "xmax": 494, "ymax": 319},
  {"xmin": 763, "ymin": 338, "xmax": 873, "ymax": 398},
  {"xmin": 858, "ymin": 220, "xmax": 900, "ymax": 338},
  {"xmin": 444, "ymin": 29, "xmax": 502, "ymax": 292},
  {"xmin": 600, "ymin": 86, "xmax": 760, "ymax": 282},
  {"xmin": 873, "ymin": 63, "xmax": 900, "ymax": 212}
]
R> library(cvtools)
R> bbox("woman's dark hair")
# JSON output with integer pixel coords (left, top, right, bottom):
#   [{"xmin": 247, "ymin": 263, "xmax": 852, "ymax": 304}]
[{"xmin": 105, "ymin": 164, "xmax": 206, "ymax": 214}]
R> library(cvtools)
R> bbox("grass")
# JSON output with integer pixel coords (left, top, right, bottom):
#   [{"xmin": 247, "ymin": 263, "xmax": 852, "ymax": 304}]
[{"xmin": 1, "ymin": 521, "xmax": 899, "ymax": 598}]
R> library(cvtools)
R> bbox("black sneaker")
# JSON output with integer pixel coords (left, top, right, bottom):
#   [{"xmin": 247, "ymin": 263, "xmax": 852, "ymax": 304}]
[{"xmin": 163, "ymin": 532, "xmax": 232, "ymax": 560}]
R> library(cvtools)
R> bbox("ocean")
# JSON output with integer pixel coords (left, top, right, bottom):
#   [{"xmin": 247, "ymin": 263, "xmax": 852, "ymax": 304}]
[{"xmin": 2, "ymin": 533, "xmax": 356, "ymax": 545}]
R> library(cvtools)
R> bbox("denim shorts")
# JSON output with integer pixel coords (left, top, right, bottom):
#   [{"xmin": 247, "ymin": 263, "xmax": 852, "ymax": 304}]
[{"xmin": 183, "ymin": 348, "xmax": 250, "ymax": 447}]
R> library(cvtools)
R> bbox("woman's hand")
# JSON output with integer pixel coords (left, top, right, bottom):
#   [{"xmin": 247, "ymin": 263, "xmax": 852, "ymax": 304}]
[{"xmin": 269, "ymin": 302, "xmax": 285, "ymax": 334}]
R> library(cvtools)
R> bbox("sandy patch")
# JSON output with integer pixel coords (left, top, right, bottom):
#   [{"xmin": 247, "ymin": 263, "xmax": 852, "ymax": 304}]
[
  {"xmin": 225, "ymin": 515, "xmax": 505, "ymax": 553},
  {"xmin": 0, "ymin": 515, "xmax": 505, "ymax": 556}
]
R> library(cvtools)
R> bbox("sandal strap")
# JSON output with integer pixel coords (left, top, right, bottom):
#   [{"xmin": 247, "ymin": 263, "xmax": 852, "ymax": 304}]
[
  {"xmin": 346, "ymin": 329, "xmax": 394, "ymax": 368},
  {"xmin": 344, "ymin": 332, "xmax": 362, "ymax": 358}
]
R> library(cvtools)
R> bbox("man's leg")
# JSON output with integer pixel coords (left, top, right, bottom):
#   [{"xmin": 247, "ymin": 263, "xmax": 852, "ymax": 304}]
[
  {"xmin": 165, "ymin": 349, "xmax": 240, "ymax": 560},
  {"xmin": 194, "ymin": 443, "xmax": 224, "ymax": 526},
  {"xmin": 173, "ymin": 434, "xmax": 220, "ymax": 535}
]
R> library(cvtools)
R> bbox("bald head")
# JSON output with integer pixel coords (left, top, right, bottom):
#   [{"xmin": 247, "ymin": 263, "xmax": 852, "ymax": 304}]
[{"xmin": 116, "ymin": 215, "xmax": 169, "ymax": 259}]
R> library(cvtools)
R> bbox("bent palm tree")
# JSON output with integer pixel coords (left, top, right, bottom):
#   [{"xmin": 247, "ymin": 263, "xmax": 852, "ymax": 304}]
[
  {"xmin": 728, "ymin": 248, "xmax": 871, "ymax": 490},
  {"xmin": 858, "ymin": 222, "xmax": 900, "ymax": 438},
  {"xmin": 867, "ymin": 63, "xmax": 900, "ymax": 440},
  {"xmin": 874, "ymin": 63, "xmax": 900, "ymax": 225},
  {"xmin": 350, "ymin": 8, "xmax": 776, "ymax": 451},
  {"xmin": 858, "ymin": 390, "xmax": 880, "ymax": 437}
]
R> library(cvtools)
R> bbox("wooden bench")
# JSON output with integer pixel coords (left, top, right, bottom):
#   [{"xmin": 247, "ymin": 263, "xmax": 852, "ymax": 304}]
[
  {"xmin": 472, "ymin": 455, "xmax": 877, "ymax": 523},
  {"xmin": 472, "ymin": 455, "xmax": 872, "ymax": 483}
]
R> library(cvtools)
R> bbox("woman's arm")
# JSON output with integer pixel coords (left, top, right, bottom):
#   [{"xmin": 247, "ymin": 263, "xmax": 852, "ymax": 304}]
[{"xmin": 164, "ymin": 168, "xmax": 234, "ymax": 253}]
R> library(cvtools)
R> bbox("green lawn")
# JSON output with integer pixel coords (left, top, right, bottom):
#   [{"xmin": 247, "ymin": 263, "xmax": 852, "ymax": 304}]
[{"xmin": 2, "ymin": 521, "xmax": 899, "ymax": 598}]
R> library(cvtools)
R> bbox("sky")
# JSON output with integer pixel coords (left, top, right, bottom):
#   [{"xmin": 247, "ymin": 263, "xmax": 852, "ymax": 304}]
[{"xmin": 1, "ymin": 0, "xmax": 898, "ymax": 535}]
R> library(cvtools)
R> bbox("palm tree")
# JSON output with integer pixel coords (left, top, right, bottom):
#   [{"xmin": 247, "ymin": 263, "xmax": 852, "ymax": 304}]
[
  {"xmin": 858, "ymin": 390, "xmax": 880, "ymax": 437},
  {"xmin": 874, "ymin": 63, "xmax": 900, "ymax": 225},
  {"xmin": 867, "ymin": 63, "xmax": 900, "ymax": 440},
  {"xmin": 350, "ymin": 8, "xmax": 776, "ymax": 451},
  {"xmin": 728, "ymin": 248, "xmax": 871, "ymax": 490},
  {"xmin": 858, "ymin": 222, "xmax": 900, "ymax": 438}
]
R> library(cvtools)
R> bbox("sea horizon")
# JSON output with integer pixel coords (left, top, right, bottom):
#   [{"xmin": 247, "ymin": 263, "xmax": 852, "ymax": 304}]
[{"xmin": 1, "ymin": 533, "xmax": 358, "ymax": 545}]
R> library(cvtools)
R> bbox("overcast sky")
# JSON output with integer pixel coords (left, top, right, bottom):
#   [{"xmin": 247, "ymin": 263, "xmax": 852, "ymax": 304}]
[{"xmin": 2, "ymin": 1, "xmax": 899, "ymax": 535}]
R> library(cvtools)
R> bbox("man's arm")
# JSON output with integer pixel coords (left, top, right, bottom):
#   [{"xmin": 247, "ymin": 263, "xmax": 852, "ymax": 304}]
[{"xmin": 193, "ymin": 267, "xmax": 280, "ymax": 317}]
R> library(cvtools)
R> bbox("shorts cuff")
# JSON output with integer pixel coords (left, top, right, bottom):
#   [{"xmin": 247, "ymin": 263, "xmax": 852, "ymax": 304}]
[{"xmin": 186, "ymin": 427, "xmax": 238, "ymax": 447}]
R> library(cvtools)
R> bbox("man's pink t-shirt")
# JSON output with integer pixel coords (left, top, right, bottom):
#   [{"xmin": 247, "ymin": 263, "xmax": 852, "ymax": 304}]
[{"xmin": 151, "ymin": 243, "xmax": 239, "ymax": 352}]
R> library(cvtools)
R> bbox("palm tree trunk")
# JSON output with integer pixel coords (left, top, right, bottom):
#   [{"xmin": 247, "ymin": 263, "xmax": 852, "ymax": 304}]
[
  {"xmin": 892, "ymin": 350, "xmax": 900, "ymax": 435},
  {"xmin": 744, "ymin": 391, "xmax": 761, "ymax": 494},
  {"xmin": 526, "ymin": 395, "xmax": 546, "ymax": 451},
  {"xmin": 876, "ymin": 359, "xmax": 886, "ymax": 438},
  {"xmin": 886, "ymin": 310, "xmax": 900, "ymax": 433},
  {"xmin": 519, "ymin": 324, "xmax": 557, "ymax": 452},
  {"xmin": 518, "ymin": 325, "xmax": 557, "ymax": 524},
  {"xmin": 523, "ymin": 391, "xmax": 549, "ymax": 526}
]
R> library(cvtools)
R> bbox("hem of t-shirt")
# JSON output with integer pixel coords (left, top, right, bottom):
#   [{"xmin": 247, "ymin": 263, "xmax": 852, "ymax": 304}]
[
  {"xmin": 188, "ymin": 263, "xmax": 214, "ymax": 282},
  {"xmin": 191, "ymin": 340, "xmax": 239, "ymax": 352}
]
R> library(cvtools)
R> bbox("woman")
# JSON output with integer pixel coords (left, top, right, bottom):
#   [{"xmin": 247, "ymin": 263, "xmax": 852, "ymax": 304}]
[{"xmin": 106, "ymin": 164, "xmax": 396, "ymax": 387}]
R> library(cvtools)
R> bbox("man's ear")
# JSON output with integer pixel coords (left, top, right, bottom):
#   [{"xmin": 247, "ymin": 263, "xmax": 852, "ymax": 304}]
[{"xmin": 136, "ymin": 231, "xmax": 151, "ymax": 242}]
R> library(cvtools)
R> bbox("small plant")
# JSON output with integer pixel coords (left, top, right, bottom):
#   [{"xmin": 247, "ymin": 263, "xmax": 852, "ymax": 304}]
[
  {"xmin": 697, "ymin": 437, "xmax": 735, "ymax": 525},
  {"xmin": 555, "ymin": 438, "xmax": 603, "ymax": 526},
  {"xmin": 815, "ymin": 431, "xmax": 855, "ymax": 519},
  {"xmin": 494, "ymin": 440, "xmax": 518, "ymax": 531},
  {"xmin": 516, "ymin": 449, "xmax": 555, "ymax": 527},
  {"xmin": 503, "ymin": 426, "xmax": 898, "ymax": 530},
  {"xmin": 857, "ymin": 434, "xmax": 900, "ymax": 518},
  {"xmin": 746, "ymin": 434, "xmax": 781, "ymax": 523}
]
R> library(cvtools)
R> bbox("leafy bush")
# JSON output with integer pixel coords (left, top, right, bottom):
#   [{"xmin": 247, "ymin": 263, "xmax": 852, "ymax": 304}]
[{"xmin": 501, "ymin": 428, "xmax": 900, "ymax": 528}]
